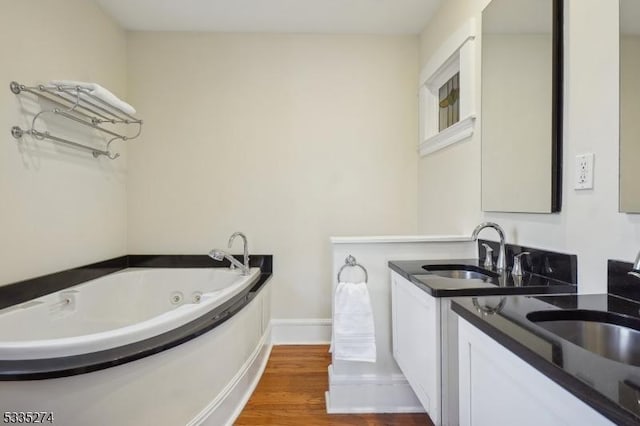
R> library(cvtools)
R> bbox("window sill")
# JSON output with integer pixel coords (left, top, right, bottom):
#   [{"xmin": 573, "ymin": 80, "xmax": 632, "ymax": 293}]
[{"xmin": 419, "ymin": 115, "xmax": 476, "ymax": 157}]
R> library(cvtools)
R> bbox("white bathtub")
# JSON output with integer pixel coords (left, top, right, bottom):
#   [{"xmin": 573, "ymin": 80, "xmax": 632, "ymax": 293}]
[
  {"xmin": 0, "ymin": 267, "xmax": 260, "ymax": 360},
  {"xmin": 0, "ymin": 270, "xmax": 273, "ymax": 426}
]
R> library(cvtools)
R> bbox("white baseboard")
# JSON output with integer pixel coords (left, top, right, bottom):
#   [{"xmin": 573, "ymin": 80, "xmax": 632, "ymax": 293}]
[
  {"xmin": 188, "ymin": 319, "xmax": 422, "ymax": 421},
  {"xmin": 188, "ymin": 326, "xmax": 273, "ymax": 426},
  {"xmin": 270, "ymin": 318, "xmax": 332, "ymax": 344},
  {"xmin": 325, "ymin": 365, "xmax": 425, "ymax": 414}
]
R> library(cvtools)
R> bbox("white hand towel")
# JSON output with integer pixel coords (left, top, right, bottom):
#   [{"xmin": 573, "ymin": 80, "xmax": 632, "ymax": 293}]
[
  {"xmin": 50, "ymin": 80, "xmax": 137, "ymax": 115},
  {"xmin": 332, "ymin": 281, "xmax": 376, "ymax": 363}
]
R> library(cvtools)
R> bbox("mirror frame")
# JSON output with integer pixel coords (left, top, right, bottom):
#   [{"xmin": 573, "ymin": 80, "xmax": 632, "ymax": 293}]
[
  {"xmin": 550, "ymin": 0, "xmax": 563, "ymax": 212},
  {"xmin": 481, "ymin": 0, "xmax": 564, "ymax": 213}
]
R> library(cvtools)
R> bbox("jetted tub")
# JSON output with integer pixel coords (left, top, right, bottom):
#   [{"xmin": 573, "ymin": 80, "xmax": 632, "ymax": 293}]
[
  {"xmin": 0, "ymin": 267, "xmax": 261, "ymax": 360},
  {"xmin": 0, "ymin": 259, "xmax": 273, "ymax": 426}
]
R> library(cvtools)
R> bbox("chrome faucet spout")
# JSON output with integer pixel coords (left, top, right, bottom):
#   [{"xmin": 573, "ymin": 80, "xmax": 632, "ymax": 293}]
[
  {"xmin": 228, "ymin": 232, "xmax": 250, "ymax": 274},
  {"xmin": 472, "ymin": 222, "xmax": 507, "ymax": 272}
]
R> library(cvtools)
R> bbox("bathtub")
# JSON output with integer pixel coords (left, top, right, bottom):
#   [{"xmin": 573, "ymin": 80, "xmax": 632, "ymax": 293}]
[
  {"xmin": 0, "ymin": 267, "xmax": 261, "ymax": 360},
  {"xmin": 0, "ymin": 258, "xmax": 273, "ymax": 426}
]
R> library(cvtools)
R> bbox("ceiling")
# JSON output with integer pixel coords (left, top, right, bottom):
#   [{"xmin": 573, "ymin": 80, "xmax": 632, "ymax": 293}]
[{"xmin": 94, "ymin": 0, "xmax": 443, "ymax": 34}]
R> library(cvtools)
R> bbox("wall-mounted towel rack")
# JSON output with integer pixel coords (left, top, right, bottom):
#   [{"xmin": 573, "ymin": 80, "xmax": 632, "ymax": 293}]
[
  {"xmin": 9, "ymin": 81, "xmax": 142, "ymax": 159},
  {"xmin": 337, "ymin": 255, "xmax": 369, "ymax": 284}
]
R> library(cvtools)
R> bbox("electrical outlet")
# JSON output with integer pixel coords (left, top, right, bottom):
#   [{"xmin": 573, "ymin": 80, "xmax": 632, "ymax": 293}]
[{"xmin": 575, "ymin": 153, "xmax": 594, "ymax": 190}]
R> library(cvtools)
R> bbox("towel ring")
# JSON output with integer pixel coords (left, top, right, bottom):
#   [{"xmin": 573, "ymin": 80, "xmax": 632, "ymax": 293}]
[{"xmin": 337, "ymin": 255, "xmax": 368, "ymax": 284}]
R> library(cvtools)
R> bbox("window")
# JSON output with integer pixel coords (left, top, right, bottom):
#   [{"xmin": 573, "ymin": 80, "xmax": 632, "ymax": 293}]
[
  {"xmin": 439, "ymin": 72, "xmax": 460, "ymax": 131},
  {"xmin": 419, "ymin": 19, "xmax": 476, "ymax": 157}
]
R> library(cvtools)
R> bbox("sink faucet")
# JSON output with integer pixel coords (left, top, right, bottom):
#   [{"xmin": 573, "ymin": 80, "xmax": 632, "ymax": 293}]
[
  {"xmin": 472, "ymin": 222, "xmax": 506, "ymax": 272},
  {"xmin": 629, "ymin": 251, "xmax": 640, "ymax": 279},
  {"xmin": 481, "ymin": 243, "xmax": 494, "ymax": 270},
  {"xmin": 512, "ymin": 252, "xmax": 531, "ymax": 278},
  {"xmin": 208, "ymin": 231, "xmax": 250, "ymax": 275}
]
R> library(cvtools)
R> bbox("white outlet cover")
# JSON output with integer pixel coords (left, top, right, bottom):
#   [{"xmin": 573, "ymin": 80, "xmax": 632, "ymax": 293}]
[{"xmin": 575, "ymin": 153, "xmax": 594, "ymax": 190}]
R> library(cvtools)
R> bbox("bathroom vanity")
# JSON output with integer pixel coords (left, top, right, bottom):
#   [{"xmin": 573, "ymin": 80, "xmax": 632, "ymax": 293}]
[
  {"xmin": 389, "ymin": 243, "xmax": 577, "ymax": 425},
  {"xmin": 388, "ymin": 240, "xmax": 576, "ymax": 425},
  {"xmin": 453, "ymin": 292, "xmax": 640, "ymax": 425},
  {"xmin": 456, "ymin": 317, "xmax": 609, "ymax": 425},
  {"xmin": 391, "ymin": 255, "xmax": 640, "ymax": 425},
  {"xmin": 444, "ymin": 259, "xmax": 640, "ymax": 425}
]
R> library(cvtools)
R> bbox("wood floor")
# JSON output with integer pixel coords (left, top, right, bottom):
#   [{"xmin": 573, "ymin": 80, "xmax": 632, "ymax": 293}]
[{"xmin": 235, "ymin": 345, "xmax": 434, "ymax": 425}]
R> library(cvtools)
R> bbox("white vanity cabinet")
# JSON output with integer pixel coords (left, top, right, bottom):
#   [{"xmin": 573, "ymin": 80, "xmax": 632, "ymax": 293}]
[
  {"xmin": 390, "ymin": 271, "xmax": 441, "ymax": 423},
  {"xmin": 458, "ymin": 317, "xmax": 613, "ymax": 426}
]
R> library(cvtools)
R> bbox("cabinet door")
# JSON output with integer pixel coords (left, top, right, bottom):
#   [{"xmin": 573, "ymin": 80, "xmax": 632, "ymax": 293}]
[
  {"xmin": 458, "ymin": 318, "xmax": 613, "ymax": 426},
  {"xmin": 391, "ymin": 271, "xmax": 440, "ymax": 422}
]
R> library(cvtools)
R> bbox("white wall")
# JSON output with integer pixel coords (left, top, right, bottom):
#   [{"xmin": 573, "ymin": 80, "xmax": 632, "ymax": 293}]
[
  {"xmin": 0, "ymin": 1, "xmax": 128, "ymax": 285},
  {"xmin": 125, "ymin": 33, "xmax": 419, "ymax": 319},
  {"xmin": 418, "ymin": 0, "xmax": 483, "ymax": 234},
  {"xmin": 418, "ymin": 0, "xmax": 640, "ymax": 293},
  {"xmin": 327, "ymin": 237, "xmax": 474, "ymax": 413}
]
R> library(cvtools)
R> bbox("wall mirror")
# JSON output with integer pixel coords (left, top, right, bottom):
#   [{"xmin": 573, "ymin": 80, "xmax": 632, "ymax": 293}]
[
  {"xmin": 481, "ymin": 0, "xmax": 563, "ymax": 213},
  {"xmin": 620, "ymin": 0, "xmax": 640, "ymax": 213}
]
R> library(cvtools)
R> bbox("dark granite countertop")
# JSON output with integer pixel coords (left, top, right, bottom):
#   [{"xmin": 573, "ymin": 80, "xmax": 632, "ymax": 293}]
[
  {"xmin": 452, "ymin": 293, "xmax": 640, "ymax": 425},
  {"xmin": 389, "ymin": 258, "xmax": 577, "ymax": 297}
]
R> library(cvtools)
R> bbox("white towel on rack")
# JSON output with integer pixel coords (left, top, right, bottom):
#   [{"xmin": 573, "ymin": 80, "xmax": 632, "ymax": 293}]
[
  {"xmin": 332, "ymin": 281, "xmax": 376, "ymax": 363},
  {"xmin": 49, "ymin": 80, "xmax": 136, "ymax": 115}
]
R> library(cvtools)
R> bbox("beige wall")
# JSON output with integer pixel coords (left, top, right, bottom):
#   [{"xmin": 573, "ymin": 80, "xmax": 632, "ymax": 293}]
[
  {"xmin": 418, "ymin": 0, "xmax": 482, "ymax": 234},
  {"xmin": 419, "ymin": 0, "xmax": 640, "ymax": 293},
  {"xmin": 126, "ymin": 33, "xmax": 419, "ymax": 318},
  {"xmin": 0, "ymin": 1, "xmax": 128, "ymax": 285},
  {"xmin": 420, "ymin": 0, "xmax": 476, "ymax": 64},
  {"xmin": 7, "ymin": 0, "xmax": 635, "ymax": 312}
]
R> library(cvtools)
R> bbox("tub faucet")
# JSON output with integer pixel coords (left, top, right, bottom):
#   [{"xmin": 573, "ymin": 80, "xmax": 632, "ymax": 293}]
[
  {"xmin": 629, "ymin": 250, "xmax": 640, "ymax": 279},
  {"xmin": 228, "ymin": 232, "xmax": 250, "ymax": 273},
  {"xmin": 472, "ymin": 222, "xmax": 507, "ymax": 272}
]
